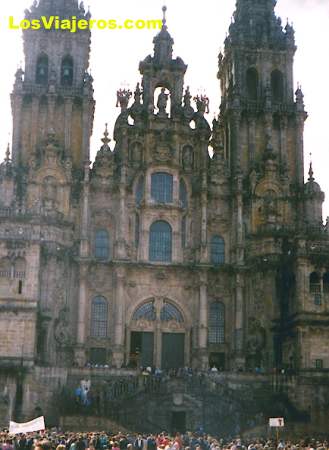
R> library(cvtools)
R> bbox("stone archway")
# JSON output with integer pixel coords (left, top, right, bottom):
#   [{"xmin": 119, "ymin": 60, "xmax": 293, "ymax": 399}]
[{"xmin": 127, "ymin": 297, "xmax": 189, "ymax": 369}]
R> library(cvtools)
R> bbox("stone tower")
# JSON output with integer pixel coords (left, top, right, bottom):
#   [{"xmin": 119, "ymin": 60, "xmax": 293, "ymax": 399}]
[{"xmin": 11, "ymin": 0, "xmax": 94, "ymax": 168}]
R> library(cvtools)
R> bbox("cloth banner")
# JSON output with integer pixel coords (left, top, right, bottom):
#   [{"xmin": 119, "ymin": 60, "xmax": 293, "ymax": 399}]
[
  {"xmin": 269, "ymin": 417, "xmax": 285, "ymax": 427},
  {"xmin": 9, "ymin": 416, "xmax": 45, "ymax": 434}
]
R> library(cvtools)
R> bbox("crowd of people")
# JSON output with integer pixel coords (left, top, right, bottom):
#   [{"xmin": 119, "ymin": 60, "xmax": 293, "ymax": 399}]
[{"xmin": 0, "ymin": 431, "xmax": 328, "ymax": 450}]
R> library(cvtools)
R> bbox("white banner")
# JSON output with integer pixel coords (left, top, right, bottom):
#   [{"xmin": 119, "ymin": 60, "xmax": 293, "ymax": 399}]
[
  {"xmin": 9, "ymin": 416, "xmax": 45, "ymax": 434},
  {"xmin": 269, "ymin": 417, "xmax": 285, "ymax": 427}
]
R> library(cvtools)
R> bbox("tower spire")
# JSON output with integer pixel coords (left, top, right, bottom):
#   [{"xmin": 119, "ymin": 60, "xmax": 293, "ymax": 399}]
[{"xmin": 308, "ymin": 153, "xmax": 314, "ymax": 182}]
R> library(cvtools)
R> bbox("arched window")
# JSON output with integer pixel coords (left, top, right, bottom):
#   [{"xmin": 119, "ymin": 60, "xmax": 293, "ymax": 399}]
[
  {"xmin": 61, "ymin": 55, "xmax": 73, "ymax": 86},
  {"xmin": 136, "ymin": 176, "xmax": 144, "ymax": 206},
  {"xmin": 149, "ymin": 220, "xmax": 172, "ymax": 262},
  {"xmin": 160, "ymin": 301, "xmax": 184, "ymax": 322},
  {"xmin": 309, "ymin": 272, "xmax": 321, "ymax": 294},
  {"xmin": 132, "ymin": 301, "xmax": 156, "ymax": 321},
  {"xmin": 246, "ymin": 67, "xmax": 258, "ymax": 101},
  {"xmin": 182, "ymin": 216, "xmax": 187, "ymax": 248},
  {"xmin": 90, "ymin": 296, "xmax": 108, "ymax": 338},
  {"xmin": 179, "ymin": 179, "xmax": 188, "ymax": 208},
  {"xmin": 14, "ymin": 258, "xmax": 26, "ymax": 279},
  {"xmin": 208, "ymin": 302, "xmax": 225, "ymax": 344},
  {"xmin": 211, "ymin": 235, "xmax": 225, "ymax": 265},
  {"xmin": 36, "ymin": 54, "xmax": 48, "ymax": 85},
  {"xmin": 271, "ymin": 70, "xmax": 284, "ymax": 102},
  {"xmin": 135, "ymin": 213, "xmax": 140, "ymax": 248},
  {"xmin": 95, "ymin": 229, "xmax": 110, "ymax": 260},
  {"xmin": 151, "ymin": 172, "xmax": 173, "ymax": 204},
  {"xmin": 323, "ymin": 272, "xmax": 329, "ymax": 294}
]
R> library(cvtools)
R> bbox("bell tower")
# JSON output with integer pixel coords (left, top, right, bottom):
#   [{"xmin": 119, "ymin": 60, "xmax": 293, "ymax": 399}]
[
  {"xmin": 11, "ymin": 0, "xmax": 95, "ymax": 168},
  {"xmin": 217, "ymin": 0, "xmax": 305, "ymax": 187}
]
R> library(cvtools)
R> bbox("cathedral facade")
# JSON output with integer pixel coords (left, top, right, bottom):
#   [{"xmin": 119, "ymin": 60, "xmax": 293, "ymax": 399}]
[{"xmin": 1, "ymin": 0, "xmax": 329, "ymax": 429}]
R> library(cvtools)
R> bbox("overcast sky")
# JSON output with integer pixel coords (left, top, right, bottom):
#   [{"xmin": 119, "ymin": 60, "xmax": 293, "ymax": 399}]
[{"xmin": 0, "ymin": 0, "xmax": 328, "ymax": 216}]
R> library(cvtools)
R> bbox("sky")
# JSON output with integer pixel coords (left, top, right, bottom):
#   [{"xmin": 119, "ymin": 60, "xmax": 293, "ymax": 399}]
[{"xmin": 0, "ymin": 0, "xmax": 328, "ymax": 215}]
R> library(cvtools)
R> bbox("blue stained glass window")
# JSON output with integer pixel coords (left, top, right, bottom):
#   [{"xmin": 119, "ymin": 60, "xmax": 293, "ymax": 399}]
[
  {"xmin": 95, "ymin": 229, "xmax": 109, "ymax": 260},
  {"xmin": 91, "ymin": 296, "xmax": 108, "ymax": 338},
  {"xmin": 136, "ymin": 176, "xmax": 144, "ymax": 206},
  {"xmin": 160, "ymin": 301, "xmax": 184, "ymax": 322},
  {"xmin": 179, "ymin": 179, "xmax": 188, "ymax": 208},
  {"xmin": 211, "ymin": 235, "xmax": 225, "ymax": 265},
  {"xmin": 133, "ymin": 301, "xmax": 156, "ymax": 321},
  {"xmin": 208, "ymin": 302, "xmax": 225, "ymax": 344},
  {"xmin": 151, "ymin": 172, "xmax": 173, "ymax": 203},
  {"xmin": 149, "ymin": 221, "xmax": 172, "ymax": 262}
]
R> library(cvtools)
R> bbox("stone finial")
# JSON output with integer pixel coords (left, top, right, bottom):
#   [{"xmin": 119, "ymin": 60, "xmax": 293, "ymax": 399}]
[
  {"xmin": 101, "ymin": 123, "xmax": 111, "ymax": 150},
  {"xmin": 116, "ymin": 88, "xmax": 132, "ymax": 110},
  {"xmin": 308, "ymin": 154, "xmax": 314, "ymax": 182},
  {"xmin": 4, "ymin": 143, "xmax": 11, "ymax": 164},
  {"xmin": 162, "ymin": 5, "xmax": 167, "ymax": 28}
]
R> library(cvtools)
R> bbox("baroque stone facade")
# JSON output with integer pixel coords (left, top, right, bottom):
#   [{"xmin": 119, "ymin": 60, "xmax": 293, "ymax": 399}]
[{"xmin": 1, "ymin": 0, "xmax": 329, "ymax": 430}]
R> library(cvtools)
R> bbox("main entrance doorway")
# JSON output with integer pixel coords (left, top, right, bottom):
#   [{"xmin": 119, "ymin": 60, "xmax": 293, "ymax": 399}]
[
  {"xmin": 209, "ymin": 352, "xmax": 225, "ymax": 370},
  {"xmin": 130, "ymin": 332, "xmax": 154, "ymax": 367},
  {"xmin": 162, "ymin": 333, "xmax": 185, "ymax": 369},
  {"xmin": 171, "ymin": 411, "xmax": 186, "ymax": 433}
]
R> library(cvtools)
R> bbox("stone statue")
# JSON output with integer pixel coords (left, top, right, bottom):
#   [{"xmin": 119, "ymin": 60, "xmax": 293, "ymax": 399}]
[{"xmin": 157, "ymin": 88, "xmax": 169, "ymax": 115}]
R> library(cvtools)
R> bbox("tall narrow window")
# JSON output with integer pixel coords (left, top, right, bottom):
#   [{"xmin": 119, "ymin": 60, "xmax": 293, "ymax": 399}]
[
  {"xmin": 36, "ymin": 54, "xmax": 48, "ymax": 85},
  {"xmin": 309, "ymin": 272, "xmax": 321, "ymax": 294},
  {"xmin": 136, "ymin": 176, "xmax": 144, "ymax": 206},
  {"xmin": 246, "ymin": 67, "xmax": 258, "ymax": 101},
  {"xmin": 208, "ymin": 302, "xmax": 225, "ymax": 344},
  {"xmin": 151, "ymin": 173, "xmax": 173, "ymax": 204},
  {"xmin": 323, "ymin": 272, "xmax": 329, "ymax": 294},
  {"xmin": 91, "ymin": 296, "xmax": 108, "ymax": 338},
  {"xmin": 61, "ymin": 55, "xmax": 73, "ymax": 86},
  {"xmin": 211, "ymin": 235, "xmax": 225, "ymax": 265},
  {"xmin": 149, "ymin": 220, "xmax": 172, "ymax": 262},
  {"xmin": 95, "ymin": 229, "xmax": 110, "ymax": 260},
  {"xmin": 271, "ymin": 70, "xmax": 284, "ymax": 102},
  {"xmin": 179, "ymin": 179, "xmax": 188, "ymax": 208},
  {"xmin": 135, "ymin": 213, "xmax": 140, "ymax": 248},
  {"xmin": 182, "ymin": 216, "xmax": 187, "ymax": 248}
]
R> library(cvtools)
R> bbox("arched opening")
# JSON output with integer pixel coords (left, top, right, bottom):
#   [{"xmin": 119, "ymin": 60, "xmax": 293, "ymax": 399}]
[
  {"xmin": 149, "ymin": 220, "xmax": 172, "ymax": 262},
  {"xmin": 151, "ymin": 172, "xmax": 173, "ymax": 204},
  {"xmin": 210, "ymin": 235, "xmax": 225, "ymax": 265},
  {"xmin": 0, "ymin": 258, "xmax": 11, "ymax": 278},
  {"xmin": 14, "ymin": 257, "xmax": 26, "ymax": 279},
  {"xmin": 154, "ymin": 86, "xmax": 171, "ymax": 116},
  {"xmin": 130, "ymin": 298, "xmax": 186, "ymax": 369},
  {"xmin": 61, "ymin": 55, "xmax": 73, "ymax": 86},
  {"xmin": 271, "ymin": 69, "xmax": 284, "ymax": 102},
  {"xmin": 208, "ymin": 302, "xmax": 225, "ymax": 344},
  {"xmin": 95, "ymin": 229, "xmax": 110, "ymax": 260},
  {"xmin": 246, "ymin": 67, "xmax": 259, "ymax": 101},
  {"xmin": 181, "ymin": 216, "xmax": 187, "ymax": 249},
  {"xmin": 309, "ymin": 272, "xmax": 321, "ymax": 294},
  {"xmin": 36, "ymin": 54, "xmax": 49, "ymax": 85},
  {"xmin": 90, "ymin": 296, "xmax": 108, "ymax": 338}
]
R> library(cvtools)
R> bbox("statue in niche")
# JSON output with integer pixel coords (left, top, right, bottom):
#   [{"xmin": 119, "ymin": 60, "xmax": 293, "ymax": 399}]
[
  {"xmin": 130, "ymin": 142, "xmax": 143, "ymax": 163},
  {"xmin": 54, "ymin": 308, "xmax": 72, "ymax": 347},
  {"xmin": 182, "ymin": 146, "xmax": 193, "ymax": 170},
  {"xmin": 42, "ymin": 176, "xmax": 58, "ymax": 210},
  {"xmin": 157, "ymin": 88, "xmax": 169, "ymax": 115},
  {"xmin": 263, "ymin": 189, "xmax": 278, "ymax": 224},
  {"xmin": 246, "ymin": 318, "xmax": 266, "ymax": 368}
]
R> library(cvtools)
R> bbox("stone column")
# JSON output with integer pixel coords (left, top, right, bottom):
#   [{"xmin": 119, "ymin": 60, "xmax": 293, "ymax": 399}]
[
  {"xmin": 64, "ymin": 98, "xmax": 73, "ymax": 152},
  {"xmin": 11, "ymin": 95, "xmax": 23, "ymax": 164},
  {"xmin": 279, "ymin": 115, "xmax": 288, "ymax": 169},
  {"xmin": 113, "ymin": 266, "xmax": 126, "ymax": 368},
  {"xmin": 82, "ymin": 97, "xmax": 93, "ymax": 163},
  {"xmin": 247, "ymin": 116, "xmax": 256, "ymax": 168},
  {"xmin": 200, "ymin": 170, "xmax": 208, "ymax": 263},
  {"xmin": 234, "ymin": 271, "xmax": 245, "ymax": 369},
  {"xmin": 75, "ymin": 263, "xmax": 89, "ymax": 366},
  {"xmin": 80, "ymin": 162, "xmax": 90, "ymax": 258},
  {"xmin": 30, "ymin": 97, "xmax": 39, "ymax": 152},
  {"xmin": 198, "ymin": 272, "xmax": 208, "ymax": 369}
]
